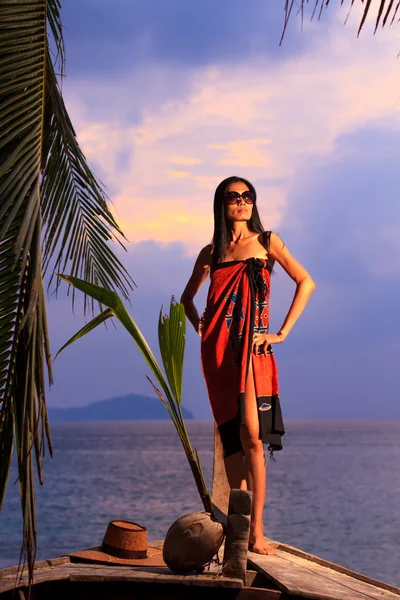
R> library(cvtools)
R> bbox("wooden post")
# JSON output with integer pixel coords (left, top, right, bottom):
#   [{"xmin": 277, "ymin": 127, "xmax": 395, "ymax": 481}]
[
  {"xmin": 211, "ymin": 422, "xmax": 230, "ymax": 516},
  {"xmin": 222, "ymin": 489, "xmax": 252, "ymax": 582}
]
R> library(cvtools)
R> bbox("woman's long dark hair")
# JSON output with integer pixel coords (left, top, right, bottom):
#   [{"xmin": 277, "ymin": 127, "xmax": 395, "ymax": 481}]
[{"xmin": 211, "ymin": 176, "xmax": 265, "ymax": 269}]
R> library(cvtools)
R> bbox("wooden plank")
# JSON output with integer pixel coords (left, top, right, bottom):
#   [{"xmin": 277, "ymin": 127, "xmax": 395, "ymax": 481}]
[
  {"xmin": 148, "ymin": 539, "xmax": 164, "ymax": 550},
  {"xmin": 211, "ymin": 422, "xmax": 230, "ymax": 515},
  {"xmin": 235, "ymin": 589, "xmax": 282, "ymax": 599},
  {"xmin": 19, "ymin": 566, "xmax": 70, "ymax": 586},
  {"xmin": 47, "ymin": 557, "xmax": 70, "ymax": 567},
  {"xmin": 245, "ymin": 571, "xmax": 258, "ymax": 587},
  {"xmin": 66, "ymin": 563, "xmax": 121, "ymax": 572},
  {"xmin": 66, "ymin": 563, "xmax": 238, "ymax": 584},
  {"xmin": 0, "ymin": 560, "xmax": 45, "ymax": 579},
  {"xmin": 0, "ymin": 556, "xmax": 70, "ymax": 581},
  {"xmin": 68, "ymin": 565, "xmax": 132, "ymax": 580},
  {"xmin": 126, "ymin": 567, "xmax": 173, "ymax": 575},
  {"xmin": 248, "ymin": 553, "xmax": 366, "ymax": 600},
  {"xmin": 104, "ymin": 573, "xmax": 182, "ymax": 585},
  {"xmin": 0, "ymin": 566, "xmax": 70, "ymax": 594},
  {"xmin": 0, "ymin": 562, "xmax": 243, "ymax": 591},
  {"xmin": 101, "ymin": 569, "xmax": 243, "ymax": 589},
  {"xmin": 68, "ymin": 573, "xmax": 106, "ymax": 582},
  {"xmin": 182, "ymin": 574, "xmax": 243, "ymax": 588},
  {"xmin": 244, "ymin": 570, "xmax": 283, "ymax": 592},
  {"xmin": 275, "ymin": 542, "xmax": 400, "ymax": 596},
  {"xmin": 276, "ymin": 549, "xmax": 400, "ymax": 600},
  {"xmin": 0, "ymin": 563, "xmax": 123, "ymax": 592},
  {"xmin": 248, "ymin": 549, "xmax": 400, "ymax": 600}
]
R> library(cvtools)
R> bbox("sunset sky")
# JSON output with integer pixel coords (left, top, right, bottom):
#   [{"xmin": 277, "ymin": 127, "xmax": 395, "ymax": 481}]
[{"xmin": 47, "ymin": 1, "xmax": 400, "ymax": 419}]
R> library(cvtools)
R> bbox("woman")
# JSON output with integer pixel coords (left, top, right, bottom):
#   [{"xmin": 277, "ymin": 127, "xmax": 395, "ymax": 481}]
[{"xmin": 180, "ymin": 176, "xmax": 316, "ymax": 555}]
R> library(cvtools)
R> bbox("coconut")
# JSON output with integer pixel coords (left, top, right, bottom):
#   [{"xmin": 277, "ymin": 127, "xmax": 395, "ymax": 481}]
[{"xmin": 163, "ymin": 511, "xmax": 225, "ymax": 574}]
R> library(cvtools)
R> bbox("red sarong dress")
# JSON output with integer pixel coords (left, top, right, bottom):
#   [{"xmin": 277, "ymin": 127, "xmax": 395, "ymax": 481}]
[{"xmin": 201, "ymin": 242, "xmax": 285, "ymax": 458}]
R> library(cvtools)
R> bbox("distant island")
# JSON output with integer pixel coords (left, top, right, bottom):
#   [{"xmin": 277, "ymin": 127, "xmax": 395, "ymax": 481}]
[{"xmin": 48, "ymin": 393, "xmax": 194, "ymax": 422}]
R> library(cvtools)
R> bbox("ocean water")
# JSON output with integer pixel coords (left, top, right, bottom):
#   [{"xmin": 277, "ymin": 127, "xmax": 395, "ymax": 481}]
[{"xmin": 0, "ymin": 419, "xmax": 399, "ymax": 587}]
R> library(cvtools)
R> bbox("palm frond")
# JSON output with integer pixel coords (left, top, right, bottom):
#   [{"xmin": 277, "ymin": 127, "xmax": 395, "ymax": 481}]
[
  {"xmin": 282, "ymin": 0, "xmax": 400, "ymax": 41},
  {"xmin": 41, "ymin": 56, "xmax": 135, "ymax": 314},
  {"xmin": 0, "ymin": 0, "xmax": 133, "ymax": 580},
  {"xmin": 46, "ymin": 0, "xmax": 65, "ymax": 74},
  {"xmin": 53, "ymin": 307, "xmax": 115, "ymax": 360},
  {"xmin": 0, "ymin": 0, "xmax": 50, "ymax": 581}
]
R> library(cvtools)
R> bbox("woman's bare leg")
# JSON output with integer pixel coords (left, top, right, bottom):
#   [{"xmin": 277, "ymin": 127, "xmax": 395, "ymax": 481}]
[
  {"xmin": 224, "ymin": 452, "xmax": 247, "ymax": 490},
  {"xmin": 240, "ymin": 359, "xmax": 275, "ymax": 555}
]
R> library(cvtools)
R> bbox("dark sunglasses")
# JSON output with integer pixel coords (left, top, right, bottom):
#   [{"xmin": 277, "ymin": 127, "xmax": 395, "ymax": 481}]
[{"xmin": 224, "ymin": 191, "xmax": 255, "ymax": 205}]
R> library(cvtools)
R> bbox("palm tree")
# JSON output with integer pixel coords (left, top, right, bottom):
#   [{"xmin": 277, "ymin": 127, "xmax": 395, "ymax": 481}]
[
  {"xmin": 282, "ymin": 0, "xmax": 399, "ymax": 43},
  {"xmin": 0, "ymin": 0, "xmax": 134, "ymax": 580}
]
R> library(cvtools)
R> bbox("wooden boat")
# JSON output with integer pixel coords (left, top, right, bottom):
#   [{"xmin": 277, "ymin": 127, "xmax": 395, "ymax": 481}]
[
  {"xmin": 1, "ymin": 428, "xmax": 399, "ymax": 600},
  {"xmin": 1, "ymin": 537, "xmax": 400, "ymax": 600}
]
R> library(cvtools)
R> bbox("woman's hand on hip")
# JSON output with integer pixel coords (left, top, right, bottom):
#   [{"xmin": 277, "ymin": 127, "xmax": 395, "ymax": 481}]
[{"xmin": 252, "ymin": 331, "xmax": 286, "ymax": 355}]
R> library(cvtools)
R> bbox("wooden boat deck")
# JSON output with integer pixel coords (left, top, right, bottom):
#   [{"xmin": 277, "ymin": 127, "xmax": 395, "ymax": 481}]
[
  {"xmin": 248, "ymin": 539, "xmax": 400, "ymax": 600},
  {"xmin": 1, "ymin": 538, "xmax": 399, "ymax": 600},
  {"xmin": 0, "ymin": 555, "xmax": 244, "ymax": 599}
]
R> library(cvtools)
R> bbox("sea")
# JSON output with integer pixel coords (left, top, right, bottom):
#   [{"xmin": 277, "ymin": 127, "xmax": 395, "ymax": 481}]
[{"xmin": 0, "ymin": 419, "xmax": 399, "ymax": 587}]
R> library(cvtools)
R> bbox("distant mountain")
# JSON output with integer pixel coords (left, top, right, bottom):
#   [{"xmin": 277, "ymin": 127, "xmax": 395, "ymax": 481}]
[{"xmin": 48, "ymin": 393, "xmax": 194, "ymax": 422}]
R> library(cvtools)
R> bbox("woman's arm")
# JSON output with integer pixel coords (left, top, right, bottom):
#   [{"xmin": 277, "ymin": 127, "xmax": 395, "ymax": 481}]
[
  {"xmin": 253, "ymin": 232, "xmax": 316, "ymax": 353},
  {"xmin": 180, "ymin": 244, "xmax": 212, "ymax": 334}
]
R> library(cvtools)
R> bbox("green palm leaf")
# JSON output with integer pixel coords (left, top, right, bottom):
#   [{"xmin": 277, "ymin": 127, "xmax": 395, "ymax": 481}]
[
  {"xmin": 0, "ymin": 0, "xmax": 133, "ymax": 579},
  {"xmin": 158, "ymin": 299, "xmax": 186, "ymax": 405},
  {"xmin": 54, "ymin": 308, "xmax": 115, "ymax": 360}
]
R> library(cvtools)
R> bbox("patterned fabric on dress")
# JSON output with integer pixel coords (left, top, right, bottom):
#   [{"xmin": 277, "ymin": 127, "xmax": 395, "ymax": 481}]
[{"xmin": 200, "ymin": 231, "xmax": 285, "ymax": 458}]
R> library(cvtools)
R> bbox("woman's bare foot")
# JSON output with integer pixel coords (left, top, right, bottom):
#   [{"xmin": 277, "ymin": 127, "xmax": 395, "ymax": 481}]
[{"xmin": 248, "ymin": 534, "xmax": 276, "ymax": 555}]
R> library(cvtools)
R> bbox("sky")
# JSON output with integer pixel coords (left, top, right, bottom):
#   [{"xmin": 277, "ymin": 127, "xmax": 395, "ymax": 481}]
[{"xmin": 45, "ymin": 1, "xmax": 400, "ymax": 419}]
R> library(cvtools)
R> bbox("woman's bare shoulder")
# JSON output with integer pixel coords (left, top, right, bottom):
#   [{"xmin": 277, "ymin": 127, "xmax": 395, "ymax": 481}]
[
  {"xmin": 200, "ymin": 243, "xmax": 213, "ymax": 254},
  {"xmin": 197, "ymin": 243, "xmax": 213, "ymax": 267},
  {"xmin": 269, "ymin": 231, "xmax": 285, "ymax": 254},
  {"xmin": 181, "ymin": 244, "xmax": 213, "ymax": 302},
  {"xmin": 257, "ymin": 231, "xmax": 285, "ymax": 260}
]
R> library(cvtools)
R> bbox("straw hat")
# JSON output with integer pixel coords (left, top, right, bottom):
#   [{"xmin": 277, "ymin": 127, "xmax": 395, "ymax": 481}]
[{"xmin": 69, "ymin": 520, "xmax": 166, "ymax": 567}]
